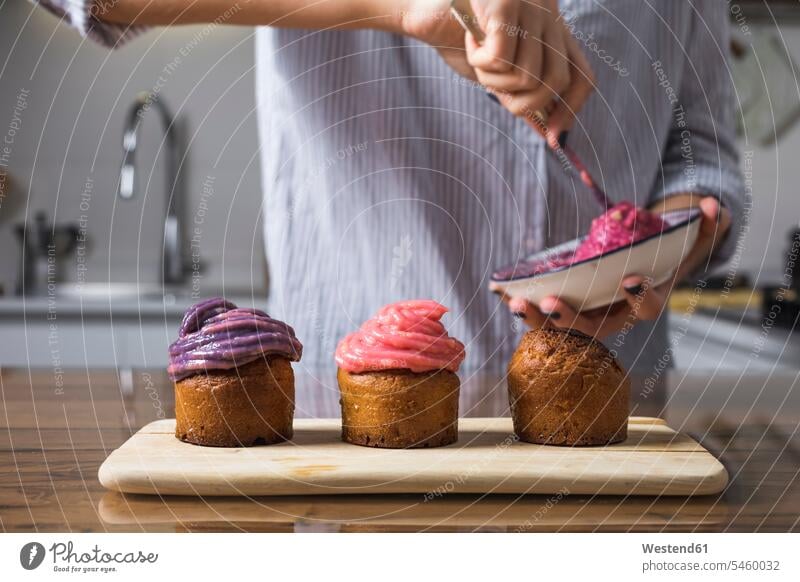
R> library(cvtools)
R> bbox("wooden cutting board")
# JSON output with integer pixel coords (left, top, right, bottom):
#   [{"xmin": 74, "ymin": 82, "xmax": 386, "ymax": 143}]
[
  {"xmin": 98, "ymin": 491, "xmax": 728, "ymax": 531},
  {"xmin": 98, "ymin": 417, "xmax": 727, "ymax": 497}
]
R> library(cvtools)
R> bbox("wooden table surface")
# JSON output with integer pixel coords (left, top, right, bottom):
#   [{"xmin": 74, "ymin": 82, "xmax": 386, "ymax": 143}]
[{"xmin": 1, "ymin": 367, "xmax": 799, "ymax": 532}]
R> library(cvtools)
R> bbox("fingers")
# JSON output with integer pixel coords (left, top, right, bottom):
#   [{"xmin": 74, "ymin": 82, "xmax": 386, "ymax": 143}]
[
  {"xmin": 437, "ymin": 45, "xmax": 481, "ymax": 81},
  {"xmin": 502, "ymin": 13, "xmax": 571, "ymax": 120},
  {"xmin": 471, "ymin": 2, "xmax": 544, "ymax": 92},
  {"xmin": 466, "ymin": 0, "xmax": 575, "ymax": 125},
  {"xmin": 538, "ymin": 296, "xmax": 630, "ymax": 337},
  {"xmin": 675, "ymin": 197, "xmax": 732, "ymax": 280},
  {"xmin": 699, "ymin": 196, "xmax": 732, "ymax": 239},
  {"xmin": 492, "ymin": 290, "xmax": 551, "ymax": 329},
  {"xmin": 459, "ymin": 0, "xmax": 594, "ymax": 135},
  {"xmin": 545, "ymin": 22, "xmax": 595, "ymax": 138},
  {"xmin": 534, "ymin": 14, "xmax": 571, "ymax": 104},
  {"xmin": 507, "ymin": 296, "xmax": 550, "ymax": 328},
  {"xmin": 468, "ymin": 0, "xmax": 521, "ymax": 72},
  {"xmin": 621, "ymin": 275, "xmax": 666, "ymax": 321},
  {"xmin": 494, "ymin": 279, "xmax": 670, "ymax": 341},
  {"xmin": 538, "ymin": 296, "xmax": 586, "ymax": 332},
  {"xmin": 512, "ymin": 272, "xmax": 672, "ymax": 339},
  {"xmin": 497, "ymin": 279, "xmax": 668, "ymax": 339}
]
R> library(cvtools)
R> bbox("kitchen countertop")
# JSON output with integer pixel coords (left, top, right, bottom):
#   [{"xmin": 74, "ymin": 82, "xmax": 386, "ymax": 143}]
[
  {"xmin": 0, "ymin": 288, "xmax": 269, "ymax": 318},
  {"xmin": 1, "ymin": 367, "xmax": 798, "ymax": 532}
]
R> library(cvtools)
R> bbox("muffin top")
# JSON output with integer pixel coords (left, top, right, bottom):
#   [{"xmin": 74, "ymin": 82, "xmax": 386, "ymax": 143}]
[
  {"xmin": 335, "ymin": 300, "xmax": 465, "ymax": 374},
  {"xmin": 510, "ymin": 327, "xmax": 624, "ymax": 378},
  {"xmin": 168, "ymin": 297, "xmax": 302, "ymax": 381}
]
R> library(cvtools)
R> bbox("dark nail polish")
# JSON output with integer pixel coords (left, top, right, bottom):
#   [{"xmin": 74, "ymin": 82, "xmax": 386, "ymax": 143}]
[
  {"xmin": 624, "ymin": 284, "xmax": 644, "ymax": 296},
  {"xmin": 542, "ymin": 311, "xmax": 561, "ymax": 320},
  {"xmin": 492, "ymin": 289, "xmax": 503, "ymax": 296},
  {"xmin": 487, "ymin": 92, "xmax": 500, "ymax": 104},
  {"xmin": 513, "ymin": 311, "xmax": 526, "ymax": 319},
  {"xmin": 557, "ymin": 131, "xmax": 569, "ymax": 149}
]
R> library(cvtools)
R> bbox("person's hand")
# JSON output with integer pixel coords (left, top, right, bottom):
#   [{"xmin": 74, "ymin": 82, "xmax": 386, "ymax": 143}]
[
  {"xmin": 501, "ymin": 196, "xmax": 731, "ymax": 338},
  {"xmin": 400, "ymin": 0, "xmax": 595, "ymax": 144},
  {"xmin": 400, "ymin": 1, "xmax": 477, "ymax": 79}
]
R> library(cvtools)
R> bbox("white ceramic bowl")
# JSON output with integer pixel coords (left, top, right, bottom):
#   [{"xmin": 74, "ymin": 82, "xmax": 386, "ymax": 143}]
[{"xmin": 489, "ymin": 208, "xmax": 703, "ymax": 311}]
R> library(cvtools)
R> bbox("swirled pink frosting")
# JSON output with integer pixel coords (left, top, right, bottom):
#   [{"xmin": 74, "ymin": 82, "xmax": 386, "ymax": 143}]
[
  {"xmin": 335, "ymin": 300, "xmax": 466, "ymax": 374},
  {"xmin": 572, "ymin": 201, "xmax": 667, "ymax": 262}
]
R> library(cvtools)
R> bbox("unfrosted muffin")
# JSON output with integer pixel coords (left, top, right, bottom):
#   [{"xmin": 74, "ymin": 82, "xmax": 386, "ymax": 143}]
[
  {"xmin": 168, "ymin": 298, "xmax": 303, "ymax": 447},
  {"xmin": 335, "ymin": 300, "xmax": 465, "ymax": 448},
  {"xmin": 507, "ymin": 328, "xmax": 629, "ymax": 446}
]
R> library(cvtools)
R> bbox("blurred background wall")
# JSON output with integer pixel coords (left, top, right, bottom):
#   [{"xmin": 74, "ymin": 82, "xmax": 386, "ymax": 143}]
[{"xmin": 0, "ymin": 1, "xmax": 266, "ymax": 293}]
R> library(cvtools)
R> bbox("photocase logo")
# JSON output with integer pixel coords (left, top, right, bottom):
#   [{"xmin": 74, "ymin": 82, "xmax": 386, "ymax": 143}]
[{"xmin": 20, "ymin": 542, "xmax": 46, "ymax": 570}]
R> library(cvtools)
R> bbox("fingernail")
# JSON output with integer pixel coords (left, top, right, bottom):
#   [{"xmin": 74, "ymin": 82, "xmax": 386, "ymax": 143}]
[
  {"xmin": 557, "ymin": 131, "xmax": 569, "ymax": 149},
  {"xmin": 487, "ymin": 92, "xmax": 500, "ymax": 104},
  {"xmin": 492, "ymin": 289, "xmax": 503, "ymax": 296},
  {"xmin": 542, "ymin": 311, "xmax": 561, "ymax": 320},
  {"xmin": 624, "ymin": 284, "xmax": 644, "ymax": 296},
  {"xmin": 513, "ymin": 311, "xmax": 526, "ymax": 319}
]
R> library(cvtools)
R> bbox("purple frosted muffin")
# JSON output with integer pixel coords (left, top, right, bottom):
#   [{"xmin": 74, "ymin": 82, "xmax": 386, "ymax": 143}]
[{"xmin": 169, "ymin": 297, "xmax": 302, "ymax": 447}]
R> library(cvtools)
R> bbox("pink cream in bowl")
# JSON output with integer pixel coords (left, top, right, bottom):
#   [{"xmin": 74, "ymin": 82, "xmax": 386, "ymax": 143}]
[{"xmin": 335, "ymin": 300, "xmax": 466, "ymax": 374}]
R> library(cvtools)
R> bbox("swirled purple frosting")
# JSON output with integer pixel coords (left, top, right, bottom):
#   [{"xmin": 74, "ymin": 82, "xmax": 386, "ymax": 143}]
[{"xmin": 168, "ymin": 297, "xmax": 303, "ymax": 381}]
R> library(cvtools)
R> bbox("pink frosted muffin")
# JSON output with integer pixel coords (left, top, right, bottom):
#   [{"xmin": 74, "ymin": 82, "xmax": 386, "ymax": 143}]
[{"xmin": 335, "ymin": 300, "xmax": 466, "ymax": 448}]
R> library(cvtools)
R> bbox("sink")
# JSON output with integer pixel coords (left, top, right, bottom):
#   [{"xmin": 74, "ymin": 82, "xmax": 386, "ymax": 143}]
[
  {"xmin": 51, "ymin": 283, "xmax": 267, "ymax": 305},
  {"xmin": 54, "ymin": 283, "xmax": 188, "ymax": 303}
]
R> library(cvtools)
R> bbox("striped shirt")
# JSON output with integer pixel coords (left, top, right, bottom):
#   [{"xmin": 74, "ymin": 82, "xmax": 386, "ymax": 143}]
[{"xmin": 35, "ymin": 0, "xmax": 744, "ymax": 377}]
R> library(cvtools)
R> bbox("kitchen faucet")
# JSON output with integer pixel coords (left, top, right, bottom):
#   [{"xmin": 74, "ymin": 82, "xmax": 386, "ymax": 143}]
[{"xmin": 119, "ymin": 91, "xmax": 187, "ymax": 285}]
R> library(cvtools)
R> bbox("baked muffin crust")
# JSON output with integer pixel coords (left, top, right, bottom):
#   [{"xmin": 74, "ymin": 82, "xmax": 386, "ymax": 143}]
[
  {"xmin": 338, "ymin": 368, "xmax": 459, "ymax": 448},
  {"xmin": 175, "ymin": 357, "xmax": 295, "ymax": 447},
  {"xmin": 507, "ymin": 328, "xmax": 629, "ymax": 446}
]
